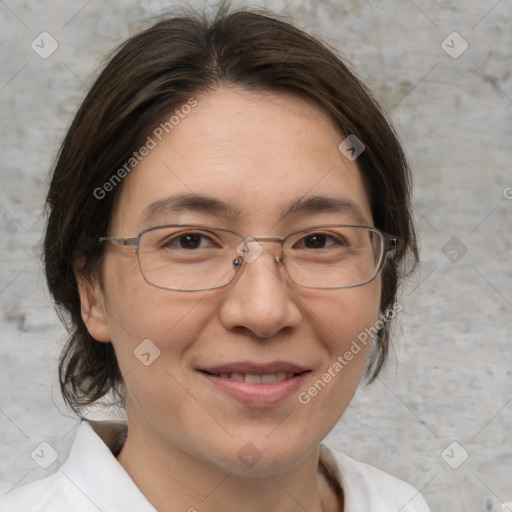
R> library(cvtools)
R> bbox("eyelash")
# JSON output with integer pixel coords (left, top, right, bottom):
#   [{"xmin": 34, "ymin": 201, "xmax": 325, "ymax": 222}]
[{"xmin": 160, "ymin": 231, "xmax": 348, "ymax": 250}]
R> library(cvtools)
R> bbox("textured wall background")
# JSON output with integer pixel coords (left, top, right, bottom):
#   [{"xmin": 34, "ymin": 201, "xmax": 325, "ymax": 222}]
[{"xmin": 1, "ymin": 1, "xmax": 511, "ymax": 511}]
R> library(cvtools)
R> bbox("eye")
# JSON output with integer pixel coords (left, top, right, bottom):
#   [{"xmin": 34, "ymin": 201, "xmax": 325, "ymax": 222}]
[
  {"xmin": 294, "ymin": 232, "xmax": 346, "ymax": 249},
  {"xmin": 163, "ymin": 232, "xmax": 217, "ymax": 250}
]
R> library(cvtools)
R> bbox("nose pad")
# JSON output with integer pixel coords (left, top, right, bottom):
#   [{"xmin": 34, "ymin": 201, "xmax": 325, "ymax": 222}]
[
  {"xmin": 221, "ymin": 238, "xmax": 301, "ymax": 337},
  {"xmin": 236, "ymin": 237, "xmax": 264, "ymax": 264}
]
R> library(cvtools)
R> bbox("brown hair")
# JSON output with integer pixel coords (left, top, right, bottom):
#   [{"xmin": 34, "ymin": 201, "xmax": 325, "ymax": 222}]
[{"xmin": 44, "ymin": 7, "xmax": 418, "ymax": 415}]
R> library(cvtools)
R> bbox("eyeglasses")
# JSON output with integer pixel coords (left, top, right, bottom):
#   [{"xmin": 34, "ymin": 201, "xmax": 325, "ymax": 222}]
[{"xmin": 99, "ymin": 224, "xmax": 397, "ymax": 292}]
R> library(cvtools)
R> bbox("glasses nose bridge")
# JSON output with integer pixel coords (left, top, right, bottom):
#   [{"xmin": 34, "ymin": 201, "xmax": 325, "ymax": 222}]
[
  {"xmin": 238, "ymin": 235, "xmax": 285, "ymax": 264},
  {"xmin": 250, "ymin": 236, "xmax": 284, "ymax": 245}
]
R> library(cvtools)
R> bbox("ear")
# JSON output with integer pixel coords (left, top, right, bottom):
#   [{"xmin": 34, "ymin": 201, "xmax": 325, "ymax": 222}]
[{"xmin": 74, "ymin": 260, "xmax": 111, "ymax": 343}]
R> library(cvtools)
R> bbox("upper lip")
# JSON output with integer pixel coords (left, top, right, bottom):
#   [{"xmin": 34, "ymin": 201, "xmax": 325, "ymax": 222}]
[{"xmin": 198, "ymin": 361, "xmax": 310, "ymax": 375}]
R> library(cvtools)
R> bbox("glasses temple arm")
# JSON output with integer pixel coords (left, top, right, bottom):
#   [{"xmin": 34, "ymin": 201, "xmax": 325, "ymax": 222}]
[
  {"xmin": 98, "ymin": 236, "xmax": 138, "ymax": 247},
  {"xmin": 383, "ymin": 236, "xmax": 398, "ymax": 259}
]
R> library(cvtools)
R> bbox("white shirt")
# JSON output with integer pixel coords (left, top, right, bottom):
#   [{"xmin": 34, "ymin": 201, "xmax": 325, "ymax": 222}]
[{"xmin": 1, "ymin": 421, "xmax": 431, "ymax": 511}]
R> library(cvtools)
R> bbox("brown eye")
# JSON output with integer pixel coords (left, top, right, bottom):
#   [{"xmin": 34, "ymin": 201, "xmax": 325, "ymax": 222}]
[
  {"xmin": 162, "ymin": 232, "xmax": 216, "ymax": 250},
  {"xmin": 295, "ymin": 232, "xmax": 344, "ymax": 249},
  {"xmin": 175, "ymin": 233, "xmax": 203, "ymax": 249},
  {"xmin": 303, "ymin": 233, "xmax": 328, "ymax": 248}
]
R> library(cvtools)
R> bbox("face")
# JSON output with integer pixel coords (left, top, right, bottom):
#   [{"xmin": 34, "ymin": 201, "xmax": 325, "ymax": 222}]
[{"xmin": 80, "ymin": 87, "xmax": 382, "ymax": 476}]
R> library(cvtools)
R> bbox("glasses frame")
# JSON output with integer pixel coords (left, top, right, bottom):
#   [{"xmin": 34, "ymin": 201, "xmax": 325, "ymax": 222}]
[{"xmin": 99, "ymin": 224, "xmax": 398, "ymax": 292}]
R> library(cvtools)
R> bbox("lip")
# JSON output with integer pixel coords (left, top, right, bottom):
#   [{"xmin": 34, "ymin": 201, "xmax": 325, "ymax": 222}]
[
  {"xmin": 199, "ymin": 361, "xmax": 309, "ymax": 375},
  {"xmin": 197, "ymin": 361, "xmax": 311, "ymax": 407}
]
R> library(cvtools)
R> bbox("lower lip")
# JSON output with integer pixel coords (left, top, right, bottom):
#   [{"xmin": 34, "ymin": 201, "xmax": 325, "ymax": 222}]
[{"xmin": 199, "ymin": 371, "xmax": 309, "ymax": 407}]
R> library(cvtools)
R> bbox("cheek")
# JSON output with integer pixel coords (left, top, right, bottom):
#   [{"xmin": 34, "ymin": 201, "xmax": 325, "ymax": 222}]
[
  {"xmin": 102, "ymin": 254, "xmax": 220, "ymax": 369},
  {"xmin": 107, "ymin": 287, "xmax": 218, "ymax": 360},
  {"xmin": 308, "ymin": 280, "xmax": 382, "ymax": 353},
  {"xmin": 104, "ymin": 283, "xmax": 224, "ymax": 430},
  {"xmin": 297, "ymin": 282, "xmax": 381, "ymax": 419}
]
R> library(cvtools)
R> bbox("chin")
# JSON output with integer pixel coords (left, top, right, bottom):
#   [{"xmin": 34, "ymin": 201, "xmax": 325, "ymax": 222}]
[{"xmin": 201, "ymin": 431, "xmax": 319, "ymax": 478}]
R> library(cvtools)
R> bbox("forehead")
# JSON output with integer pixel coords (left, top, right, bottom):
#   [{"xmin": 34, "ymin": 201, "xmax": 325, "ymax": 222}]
[{"xmin": 112, "ymin": 87, "xmax": 372, "ymax": 232}]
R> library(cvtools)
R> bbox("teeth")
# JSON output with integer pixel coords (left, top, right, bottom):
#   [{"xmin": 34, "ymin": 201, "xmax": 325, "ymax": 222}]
[
  {"xmin": 213, "ymin": 372, "xmax": 297, "ymax": 383},
  {"xmin": 245, "ymin": 374, "xmax": 261, "ymax": 384}
]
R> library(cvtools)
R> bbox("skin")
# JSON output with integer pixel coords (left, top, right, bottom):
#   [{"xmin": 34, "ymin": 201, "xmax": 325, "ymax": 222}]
[{"xmin": 77, "ymin": 87, "xmax": 382, "ymax": 512}]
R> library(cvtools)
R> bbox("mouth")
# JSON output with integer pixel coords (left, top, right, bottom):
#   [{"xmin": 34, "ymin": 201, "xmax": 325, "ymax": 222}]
[
  {"xmin": 198, "ymin": 361, "xmax": 310, "ymax": 382},
  {"xmin": 197, "ymin": 362, "xmax": 311, "ymax": 407},
  {"xmin": 199, "ymin": 370, "xmax": 306, "ymax": 384}
]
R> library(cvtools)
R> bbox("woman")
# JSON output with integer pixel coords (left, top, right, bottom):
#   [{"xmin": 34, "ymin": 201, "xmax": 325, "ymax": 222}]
[{"xmin": 2, "ymin": 7, "xmax": 430, "ymax": 511}]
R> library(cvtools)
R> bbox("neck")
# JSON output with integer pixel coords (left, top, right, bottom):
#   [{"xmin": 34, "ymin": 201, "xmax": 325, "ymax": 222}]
[{"xmin": 115, "ymin": 414, "xmax": 339, "ymax": 512}]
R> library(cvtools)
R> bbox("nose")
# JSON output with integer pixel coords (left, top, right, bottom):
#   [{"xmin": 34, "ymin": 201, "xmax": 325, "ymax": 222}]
[{"xmin": 218, "ymin": 244, "xmax": 302, "ymax": 339}]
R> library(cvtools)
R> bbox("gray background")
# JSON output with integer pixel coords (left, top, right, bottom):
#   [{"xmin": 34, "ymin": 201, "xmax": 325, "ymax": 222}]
[{"xmin": 1, "ymin": 1, "xmax": 511, "ymax": 511}]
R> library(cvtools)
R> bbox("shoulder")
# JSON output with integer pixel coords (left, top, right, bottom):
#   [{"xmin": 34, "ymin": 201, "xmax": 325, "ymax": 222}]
[
  {"xmin": 320, "ymin": 444, "xmax": 431, "ymax": 512},
  {"xmin": 0, "ymin": 421, "xmax": 106, "ymax": 511},
  {"xmin": 0, "ymin": 420, "xmax": 150, "ymax": 512},
  {"xmin": 0, "ymin": 470, "xmax": 93, "ymax": 512}
]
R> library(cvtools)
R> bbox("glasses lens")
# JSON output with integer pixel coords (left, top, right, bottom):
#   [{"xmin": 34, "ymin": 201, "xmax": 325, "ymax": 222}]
[
  {"xmin": 138, "ymin": 226, "xmax": 242, "ymax": 291},
  {"xmin": 136, "ymin": 225, "xmax": 386, "ymax": 291},
  {"xmin": 283, "ymin": 226, "xmax": 384, "ymax": 289}
]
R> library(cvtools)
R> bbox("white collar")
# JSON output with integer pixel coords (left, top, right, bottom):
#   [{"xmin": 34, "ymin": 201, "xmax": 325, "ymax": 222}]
[
  {"xmin": 62, "ymin": 420, "xmax": 157, "ymax": 511},
  {"xmin": 70, "ymin": 421, "xmax": 345, "ymax": 510},
  {"xmin": 61, "ymin": 421, "xmax": 427, "ymax": 512}
]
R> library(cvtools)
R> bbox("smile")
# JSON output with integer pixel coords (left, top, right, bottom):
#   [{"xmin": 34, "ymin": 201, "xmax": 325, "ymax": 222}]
[
  {"xmin": 202, "ymin": 371, "xmax": 299, "ymax": 384},
  {"xmin": 197, "ymin": 362, "xmax": 311, "ymax": 407}
]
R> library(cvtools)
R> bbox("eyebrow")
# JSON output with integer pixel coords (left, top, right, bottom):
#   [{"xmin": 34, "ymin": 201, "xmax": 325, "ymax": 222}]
[
  {"xmin": 283, "ymin": 195, "xmax": 369, "ymax": 225},
  {"xmin": 139, "ymin": 193, "xmax": 241, "ymax": 224},
  {"xmin": 139, "ymin": 193, "xmax": 369, "ymax": 226}
]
